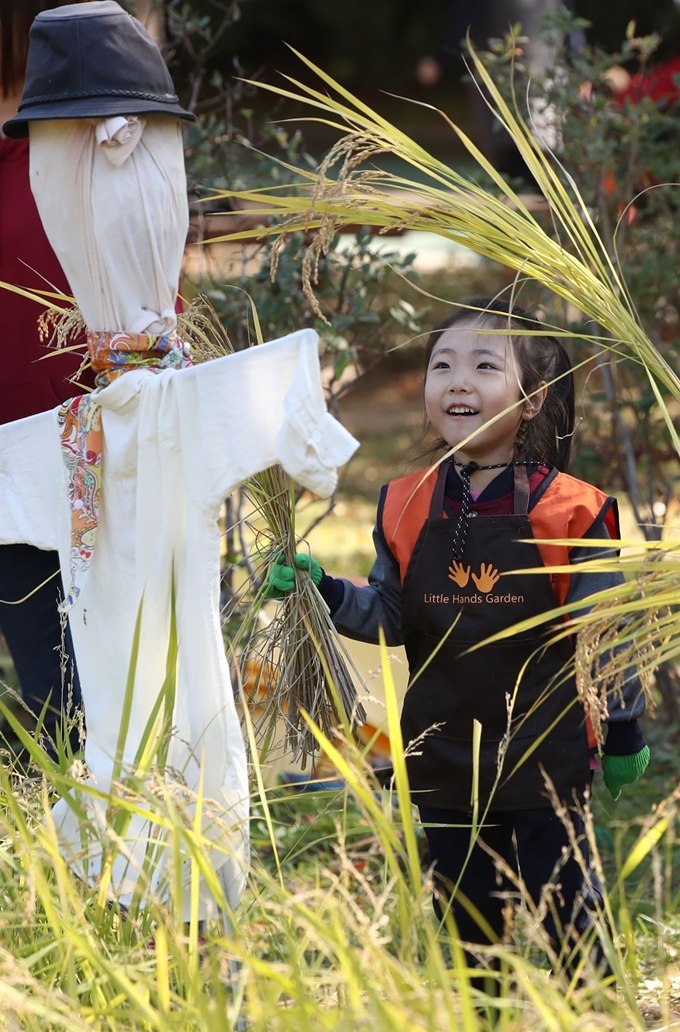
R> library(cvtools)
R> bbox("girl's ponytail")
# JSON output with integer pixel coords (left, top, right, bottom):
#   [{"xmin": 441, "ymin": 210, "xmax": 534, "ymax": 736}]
[{"xmin": 519, "ymin": 332, "xmax": 574, "ymax": 472}]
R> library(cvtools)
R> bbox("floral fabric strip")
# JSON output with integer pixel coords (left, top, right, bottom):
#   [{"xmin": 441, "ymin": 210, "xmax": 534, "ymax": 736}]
[{"xmin": 57, "ymin": 329, "xmax": 192, "ymax": 611}]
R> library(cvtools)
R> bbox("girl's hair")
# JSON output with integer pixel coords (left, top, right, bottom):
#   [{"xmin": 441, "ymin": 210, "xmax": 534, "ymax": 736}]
[
  {"xmin": 1, "ymin": 0, "xmax": 70, "ymax": 98},
  {"xmin": 424, "ymin": 297, "xmax": 575, "ymax": 471}
]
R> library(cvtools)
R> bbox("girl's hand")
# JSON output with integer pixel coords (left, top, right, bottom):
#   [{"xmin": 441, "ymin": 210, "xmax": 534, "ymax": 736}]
[
  {"xmin": 264, "ymin": 553, "xmax": 323, "ymax": 599},
  {"xmin": 602, "ymin": 745, "xmax": 650, "ymax": 800}
]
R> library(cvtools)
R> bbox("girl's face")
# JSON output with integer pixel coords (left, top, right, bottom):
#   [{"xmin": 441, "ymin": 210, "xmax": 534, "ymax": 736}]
[{"xmin": 424, "ymin": 322, "xmax": 545, "ymax": 465}]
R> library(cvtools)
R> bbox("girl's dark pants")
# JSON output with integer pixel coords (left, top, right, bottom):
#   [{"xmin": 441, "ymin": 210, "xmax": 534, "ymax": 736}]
[
  {"xmin": 419, "ymin": 803, "xmax": 609, "ymax": 979},
  {"xmin": 0, "ymin": 544, "xmax": 83, "ymax": 758}
]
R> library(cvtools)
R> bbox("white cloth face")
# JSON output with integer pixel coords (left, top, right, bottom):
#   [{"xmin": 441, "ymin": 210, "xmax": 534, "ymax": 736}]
[{"xmin": 29, "ymin": 115, "xmax": 187, "ymax": 335}]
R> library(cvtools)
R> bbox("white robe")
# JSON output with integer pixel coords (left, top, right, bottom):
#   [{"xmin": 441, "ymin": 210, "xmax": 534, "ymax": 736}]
[{"xmin": 0, "ymin": 328, "xmax": 357, "ymax": 913}]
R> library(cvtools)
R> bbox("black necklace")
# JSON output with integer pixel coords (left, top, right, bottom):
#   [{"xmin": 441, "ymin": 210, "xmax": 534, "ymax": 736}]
[{"xmin": 450, "ymin": 459, "xmax": 533, "ymax": 563}]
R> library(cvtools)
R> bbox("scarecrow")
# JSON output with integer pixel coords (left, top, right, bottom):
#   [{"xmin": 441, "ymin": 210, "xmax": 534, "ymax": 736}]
[{"xmin": 0, "ymin": 1, "xmax": 357, "ymax": 916}]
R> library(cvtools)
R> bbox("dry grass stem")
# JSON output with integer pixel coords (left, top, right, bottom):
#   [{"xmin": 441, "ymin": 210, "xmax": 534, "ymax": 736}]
[{"xmin": 575, "ymin": 555, "xmax": 664, "ymax": 747}]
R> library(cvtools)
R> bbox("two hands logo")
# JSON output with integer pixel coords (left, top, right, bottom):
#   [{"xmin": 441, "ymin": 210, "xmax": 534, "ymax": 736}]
[{"xmin": 448, "ymin": 561, "xmax": 500, "ymax": 592}]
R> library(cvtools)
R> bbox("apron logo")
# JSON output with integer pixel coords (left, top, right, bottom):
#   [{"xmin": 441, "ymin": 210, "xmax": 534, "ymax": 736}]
[
  {"xmin": 448, "ymin": 561, "xmax": 500, "ymax": 592},
  {"xmin": 420, "ymin": 560, "xmax": 525, "ymax": 605}
]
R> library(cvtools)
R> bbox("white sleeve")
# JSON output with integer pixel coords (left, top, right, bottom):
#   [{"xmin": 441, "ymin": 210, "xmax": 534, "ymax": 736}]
[
  {"xmin": 175, "ymin": 329, "xmax": 358, "ymax": 505},
  {"xmin": 0, "ymin": 409, "xmax": 62, "ymax": 550}
]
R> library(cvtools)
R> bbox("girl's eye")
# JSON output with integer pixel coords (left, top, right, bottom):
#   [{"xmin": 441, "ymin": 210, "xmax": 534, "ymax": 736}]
[
  {"xmin": 477, "ymin": 362, "xmax": 497, "ymax": 370},
  {"xmin": 431, "ymin": 360, "xmax": 450, "ymax": 370}
]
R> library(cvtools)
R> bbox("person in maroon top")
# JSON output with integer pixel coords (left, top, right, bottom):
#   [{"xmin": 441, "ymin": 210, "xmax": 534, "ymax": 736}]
[{"xmin": 0, "ymin": 0, "xmax": 87, "ymax": 756}]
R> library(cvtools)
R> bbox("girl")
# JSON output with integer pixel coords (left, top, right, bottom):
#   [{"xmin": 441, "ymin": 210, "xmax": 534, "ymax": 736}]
[{"xmin": 268, "ymin": 298, "xmax": 649, "ymax": 974}]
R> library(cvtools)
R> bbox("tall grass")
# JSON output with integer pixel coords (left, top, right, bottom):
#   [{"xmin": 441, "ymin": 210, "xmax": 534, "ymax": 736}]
[{"xmin": 0, "ymin": 636, "xmax": 675, "ymax": 1031}]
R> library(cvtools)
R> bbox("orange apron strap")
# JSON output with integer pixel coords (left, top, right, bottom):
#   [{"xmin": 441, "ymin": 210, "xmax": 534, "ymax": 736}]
[
  {"xmin": 381, "ymin": 466, "xmax": 440, "ymax": 583},
  {"xmin": 530, "ymin": 472, "xmax": 615, "ymax": 607}
]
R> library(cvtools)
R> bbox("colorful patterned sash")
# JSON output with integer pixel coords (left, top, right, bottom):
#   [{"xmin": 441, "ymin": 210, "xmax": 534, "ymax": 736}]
[{"xmin": 57, "ymin": 330, "xmax": 193, "ymax": 612}]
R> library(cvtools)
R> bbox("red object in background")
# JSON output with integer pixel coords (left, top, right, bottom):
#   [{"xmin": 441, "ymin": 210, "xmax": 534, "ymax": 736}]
[
  {"xmin": 0, "ymin": 135, "xmax": 89, "ymax": 424},
  {"xmin": 615, "ymin": 55, "xmax": 680, "ymax": 107},
  {"xmin": 602, "ymin": 55, "xmax": 680, "ymax": 223},
  {"xmin": 601, "ymin": 169, "xmax": 638, "ymax": 225}
]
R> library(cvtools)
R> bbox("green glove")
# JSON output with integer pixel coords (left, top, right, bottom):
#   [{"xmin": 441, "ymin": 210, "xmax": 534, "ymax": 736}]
[
  {"xmin": 602, "ymin": 745, "xmax": 650, "ymax": 801},
  {"xmin": 264, "ymin": 553, "xmax": 323, "ymax": 600},
  {"xmin": 293, "ymin": 552, "xmax": 323, "ymax": 586},
  {"xmin": 263, "ymin": 554, "xmax": 296, "ymax": 599}
]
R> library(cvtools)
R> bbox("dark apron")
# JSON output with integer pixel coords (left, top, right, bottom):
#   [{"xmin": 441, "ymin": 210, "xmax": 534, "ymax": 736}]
[{"xmin": 400, "ymin": 464, "xmax": 589, "ymax": 811}]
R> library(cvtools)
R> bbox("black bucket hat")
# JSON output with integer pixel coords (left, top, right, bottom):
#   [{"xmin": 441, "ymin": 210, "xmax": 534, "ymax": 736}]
[{"xmin": 3, "ymin": 1, "xmax": 195, "ymax": 139}]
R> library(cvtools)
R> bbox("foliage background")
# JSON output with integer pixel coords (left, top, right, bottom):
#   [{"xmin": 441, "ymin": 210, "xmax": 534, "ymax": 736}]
[
  {"xmin": 2, "ymin": 3, "xmax": 680, "ymax": 1028},
  {"xmin": 163, "ymin": 0, "xmax": 680, "ymax": 102}
]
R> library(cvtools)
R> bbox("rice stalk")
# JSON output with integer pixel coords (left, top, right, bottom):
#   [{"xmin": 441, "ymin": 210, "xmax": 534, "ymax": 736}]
[
  {"xmin": 234, "ymin": 464, "xmax": 366, "ymax": 766},
  {"xmin": 206, "ymin": 44, "xmax": 680, "ymax": 451}
]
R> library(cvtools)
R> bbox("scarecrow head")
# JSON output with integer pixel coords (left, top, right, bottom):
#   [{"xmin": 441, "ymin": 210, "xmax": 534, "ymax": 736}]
[{"xmin": 3, "ymin": 1, "xmax": 194, "ymax": 335}]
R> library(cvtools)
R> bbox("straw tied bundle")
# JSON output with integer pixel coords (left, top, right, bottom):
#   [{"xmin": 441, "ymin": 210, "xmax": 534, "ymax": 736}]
[
  {"xmin": 236, "ymin": 467, "xmax": 367, "ymax": 765},
  {"xmin": 201, "ymin": 43, "xmax": 680, "ymax": 721}
]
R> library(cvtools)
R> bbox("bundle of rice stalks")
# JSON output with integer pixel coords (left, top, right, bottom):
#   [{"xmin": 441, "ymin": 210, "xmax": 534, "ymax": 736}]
[
  {"xmin": 180, "ymin": 296, "xmax": 366, "ymax": 766},
  {"xmin": 234, "ymin": 465, "xmax": 366, "ymax": 766},
  {"xmin": 206, "ymin": 43, "xmax": 680, "ymax": 438}
]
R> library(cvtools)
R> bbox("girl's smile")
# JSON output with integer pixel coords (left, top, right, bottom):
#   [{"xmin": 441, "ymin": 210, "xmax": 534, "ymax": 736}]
[{"xmin": 424, "ymin": 324, "xmax": 545, "ymax": 470}]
